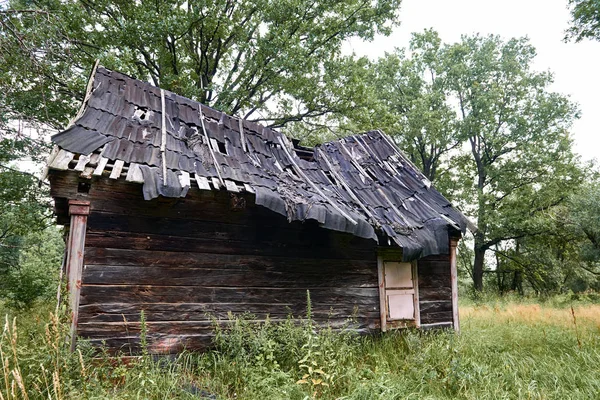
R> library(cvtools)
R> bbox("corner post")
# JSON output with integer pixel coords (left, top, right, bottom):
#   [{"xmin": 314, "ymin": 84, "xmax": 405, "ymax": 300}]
[
  {"xmin": 66, "ymin": 199, "xmax": 90, "ymax": 351},
  {"xmin": 449, "ymin": 239, "xmax": 460, "ymax": 333}
]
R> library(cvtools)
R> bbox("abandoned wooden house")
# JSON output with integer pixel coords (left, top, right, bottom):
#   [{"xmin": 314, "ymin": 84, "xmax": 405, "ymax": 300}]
[{"xmin": 45, "ymin": 65, "xmax": 469, "ymax": 354}]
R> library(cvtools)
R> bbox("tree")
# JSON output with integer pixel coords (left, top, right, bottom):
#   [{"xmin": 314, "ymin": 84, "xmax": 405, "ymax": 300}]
[
  {"xmin": 569, "ymin": 181, "xmax": 600, "ymax": 277},
  {"xmin": 0, "ymin": 0, "xmax": 401, "ymax": 133},
  {"xmin": 371, "ymin": 30, "xmax": 459, "ymax": 183},
  {"xmin": 566, "ymin": 0, "xmax": 600, "ymax": 42},
  {"xmin": 363, "ymin": 32, "xmax": 584, "ymax": 291},
  {"xmin": 442, "ymin": 35, "xmax": 583, "ymax": 291}
]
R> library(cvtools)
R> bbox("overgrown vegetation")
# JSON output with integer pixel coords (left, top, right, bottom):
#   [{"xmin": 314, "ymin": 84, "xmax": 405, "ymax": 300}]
[{"xmin": 1, "ymin": 296, "xmax": 599, "ymax": 399}]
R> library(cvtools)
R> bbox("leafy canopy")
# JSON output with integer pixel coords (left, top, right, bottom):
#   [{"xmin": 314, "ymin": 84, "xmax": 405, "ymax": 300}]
[{"xmin": 1, "ymin": 0, "xmax": 401, "ymax": 131}]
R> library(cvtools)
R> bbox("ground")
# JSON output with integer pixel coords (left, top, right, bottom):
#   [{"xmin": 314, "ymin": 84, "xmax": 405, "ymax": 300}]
[{"xmin": 1, "ymin": 296, "xmax": 599, "ymax": 399}]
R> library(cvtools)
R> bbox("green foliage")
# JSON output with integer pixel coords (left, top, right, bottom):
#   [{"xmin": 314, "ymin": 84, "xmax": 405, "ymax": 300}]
[
  {"xmin": 568, "ymin": 181, "xmax": 600, "ymax": 282},
  {"xmin": 0, "ymin": 0, "xmax": 401, "ymax": 133},
  {"xmin": 2, "ymin": 300, "xmax": 600, "ymax": 399},
  {"xmin": 566, "ymin": 0, "xmax": 600, "ymax": 42},
  {"xmin": 2, "ymin": 226, "xmax": 63, "ymax": 309}
]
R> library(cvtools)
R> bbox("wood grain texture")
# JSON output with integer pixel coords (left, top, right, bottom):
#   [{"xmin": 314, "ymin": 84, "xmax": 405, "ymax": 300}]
[
  {"xmin": 418, "ymin": 253, "xmax": 453, "ymax": 326},
  {"xmin": 50, "ymin": 171, "xmax": 457, "ymax": 354}
]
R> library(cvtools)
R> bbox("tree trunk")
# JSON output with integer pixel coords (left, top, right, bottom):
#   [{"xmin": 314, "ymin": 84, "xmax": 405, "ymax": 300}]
[{"xmin": 473, "ymin": 241, "xmax": 486, "ymax": 291}]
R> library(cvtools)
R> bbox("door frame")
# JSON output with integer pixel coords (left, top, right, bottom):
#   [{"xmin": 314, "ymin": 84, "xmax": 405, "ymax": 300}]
[{"xmin": 377, "ymin": 248, "xmax": 420, "ymax": 331}]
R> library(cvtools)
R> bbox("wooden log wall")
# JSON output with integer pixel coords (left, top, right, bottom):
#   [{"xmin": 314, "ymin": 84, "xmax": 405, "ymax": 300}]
[
  {"xmin": 49, "ymin": 171, "xmax": 381, "ymax": 354},
  {"xmin": 417, "ymin": 254, "xmax": 454, "ymax": 327}
]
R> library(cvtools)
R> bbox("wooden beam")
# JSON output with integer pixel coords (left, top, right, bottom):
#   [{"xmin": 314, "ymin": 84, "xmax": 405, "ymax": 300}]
[
  {"xmin": 412, "ymin": 261, "xmax": 421, "ymax": 328},
  {"xmin": 450, "ymin": 239, "xmax": 460, "ymax": 333},
  {"xmin": 66, "ymin": 199, "xmax": 90, "ymax": 351},
  {"xmin": 377, "ymin": 255, "xmax": 387, "ymax": 332}
]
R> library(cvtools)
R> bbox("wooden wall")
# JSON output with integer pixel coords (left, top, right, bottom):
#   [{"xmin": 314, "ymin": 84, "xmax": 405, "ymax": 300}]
[
  {"xmin": 417, "ymin": 254, "xmax": 454, "ymax": 327},
  {"xmin": 50, "ymin": 171, "xmax": 381, "ymax": 354}
]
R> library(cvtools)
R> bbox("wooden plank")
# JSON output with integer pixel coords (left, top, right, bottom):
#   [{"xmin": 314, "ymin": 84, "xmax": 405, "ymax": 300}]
[
  {"xmin": 80, "ymin": 166, "xmax": 95, "ymax": 180},
  {"xmin": 224, "ymin": 180, "xmax": 239, "ymax": 192},
  {"xmin": 81, "ymin": 264, "xmax": 377, "ymax": 288},
  {"xmin": 109, "ymin": 160, "xmax": 125, "ymax": 179},
  {"xmin": 84, "ymin": 228, "xmax": 375, "ymax": 261},
  {"xmin": 78, "ymin": 303, "xmax": 380, "ymax": 323},
  {"xmin": 418, "ymin": 287, "xmax": 452, "ymax": 301},
  {"xmin": 413, "ymin": 261, "xmax": 421, "ymax": 327},
  {"xmin": 419, "ymin": 301, "xmax": 453, "ymax": 314},
  {"xmin": 377, "ymin": 255, "xmax": 386, "ymax": 332},
  {"xmin": 93, "ymin": 157, "xmax": 109, "ymax": 176},
  {"xmin": 66, "ymin": 200, "xmax": 90, "ymax": 351},
  {"xmin": 178, "ymin": 170, "xmax": 190, "ymax": 197},
  {"xmin": 85, "ymin": 333, "xmax": 215, "ymax": 355},
  {"xmin": 160, "ymin": 88, "xmax": 168, "ymax": 186},
  {"xmin": 125, "ymin": 163, "xmax": 144, "ymax": 183},
  {"xmin": 74, "ymin": 154, "xmax": 92, "ymax": 171},
  {"xmin": 194, "ymin": 175, "xmax": 211, "ymax": 190},
  {"xmin": 211, "ymin": 177, "xmax": 222, "ymax": 190},
  {"xmin": 79, "ymin": 285, "xmax": 379, "ymax": 307},
  {"xmin": 83, "ymin": 247, "xmax": 377, "ymax": 273},
  {"xmin": 277, "ymin": 135, "xmax": 357, "ymax": 226},
  {"xmin": 199, "ymin": 104, "xmax": 224, "ymax": 186},
  {"xmin": 49, "ymin": 150, "xmax": 75, "ymax": 170},
  {"xmin": 420, "ymin": 311, "xmax": 453, "ymax": 325},
  {"xmin": 450, "ymin": 239, "xmax": 460, "ymax": 333}
]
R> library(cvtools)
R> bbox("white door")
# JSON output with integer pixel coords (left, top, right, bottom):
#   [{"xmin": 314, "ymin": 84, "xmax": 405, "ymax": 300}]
[{"xmin": 378, "ymin": 258, "xmax": 420, "ymax": 330}]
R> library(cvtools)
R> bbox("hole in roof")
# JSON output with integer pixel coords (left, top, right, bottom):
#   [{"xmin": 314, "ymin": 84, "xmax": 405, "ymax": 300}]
[
  {"xmin": 217, "ymin": 141, "xmax": 228, "ymax": 155},
  {"xmin": 365, "ymin": 167, "xmax": 378, "ymax": 182},
  {"xmin": 324, "ymin": 170, "xmax": 337, "ymax": 186},
  {"xmin": 132, "ymin": 107, "xmax": 153, "ymax": 122}
]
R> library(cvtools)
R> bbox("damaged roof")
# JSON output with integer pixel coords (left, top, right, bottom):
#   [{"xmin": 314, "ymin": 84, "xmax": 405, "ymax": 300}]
[{"xmin": 47, "ymin": 65, "xmax": 469, "ymax": 260}]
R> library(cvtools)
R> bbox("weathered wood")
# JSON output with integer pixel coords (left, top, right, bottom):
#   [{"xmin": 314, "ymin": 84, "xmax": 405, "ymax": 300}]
[
  {"xmin": 84, "ymin": 228, "xmax": 375, "ymax": 261},
  {"xmin": 79, "ymin": 303, "xmax": 379, "ymax": 324},
  {"xmin": 74, "ymin": 154, "xmax": 92, "ymax": 171},
  {"xmin": 450, "ymin": 239, "xmax": 460, "ymax": 332},
  {"xmin": 79, "ymin": 318, "xmax": 376, "ymax": 337},
  {"xmin": 420, "ymin": 311, "xmax": 453, "ymax": 324},
  {"xmin": 417, "ymin": 274, "xmax": 451, "ymax": 288},
  {"xmin": 82, "ymin": 265, "xmax": 378, "ymax": 288},
  {"xmin": 125, "ymin": 163, "xmax": 144, "ymax": 183},
  {"xmin": 418, "ymin": 287, "xmax": 452, "ymax": 301},
  {"xmin": 66, "ymin": 200, "xmax": 90, "ymax": 351},
  {"xmin": 178, "ymin": 171, "xmax": 191, "ymax": 197},
  {"xmin": 49, "ymin": 150, "xmax": 75, "ymax": 170},
  {"xmin": 194, "ymin": 174, "xmax": 211, "ymax": 190},
  {"xmin": 84, "ymin": 210, "xmax": 374, "ymax": 254},
  {"xmin": 412, "ymin": 261, "xmax": 421, "ymax": 327},
  {"xmin": 79, "ymin": 285, "xmax": 379, "ymax": 306},
  {"xmin": 93, "ymin": 157, "xmax": 109, "ymax": 176},
  {"xmin": 377, "ymin": 255, "xmax": 386, "ymax": 332},
  {"xmin": 109, "ymin": 160, "xmax": 124, "ymax": 179},
  {"xmin": 86, "ymin": 334, "xmax": 215, "ymax": 354},
  {"xmin": 419, "ymin": 301, "xmax": 453, "ymax": 314},
  {"xmin": 83, "ymin": 247, "xmax": 376, "ymax": 273},
  {"xmin": 224, "ymin": 179, "xmax": 239, "ymax": 192}
]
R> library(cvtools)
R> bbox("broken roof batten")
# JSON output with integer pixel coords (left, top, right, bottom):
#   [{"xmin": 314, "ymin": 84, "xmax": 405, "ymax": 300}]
[{"xmin": 47, "ymin": 65, "xmax": 470, "ymax": 260}]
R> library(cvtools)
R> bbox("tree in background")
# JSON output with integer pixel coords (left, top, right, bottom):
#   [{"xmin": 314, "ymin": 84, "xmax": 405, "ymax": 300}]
[
  {"xmin": 363, "ymin": 32, "xmax": 584, "ymax": 292},
  {"xmin": 566, "ymin": 0, "xmax": 600, "ymax": 42},
  {"xmin": 0, "ymin": 0, "xmax": 401, "ymax": 133}
]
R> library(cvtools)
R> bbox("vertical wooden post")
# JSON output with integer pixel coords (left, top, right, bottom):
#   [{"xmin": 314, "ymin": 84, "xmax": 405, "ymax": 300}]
[
  {"xmin": 66, "ymin": 199, "xmax": 90, "ymax": 351},
  {"xmin": 449, "ymin": 239, "xmax": 460, "ymax": 333},
  {"xmin": 377, "ymin": 255, "xmax": 387, "ymax": 332},
  {"xmin": 412, "ymin": 261, "xmax": 420, "ymax": 328}
]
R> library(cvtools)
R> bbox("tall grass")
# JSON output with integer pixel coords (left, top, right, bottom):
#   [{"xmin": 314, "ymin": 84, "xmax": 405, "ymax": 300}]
[{"xmin": 1, "ymin": 297, "xmax": 599, "ymax": 399}]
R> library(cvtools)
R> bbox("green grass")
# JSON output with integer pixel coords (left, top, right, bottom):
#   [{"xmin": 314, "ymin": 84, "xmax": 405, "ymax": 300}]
[{"xmin": 1, "ymin": 299, "xmax": 599, "ymax": 399}]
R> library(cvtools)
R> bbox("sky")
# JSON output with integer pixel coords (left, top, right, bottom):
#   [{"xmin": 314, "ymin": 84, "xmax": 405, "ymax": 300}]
[{"xmin": 345, "ymin": 0, "xmax": 600, "ymax": 162}]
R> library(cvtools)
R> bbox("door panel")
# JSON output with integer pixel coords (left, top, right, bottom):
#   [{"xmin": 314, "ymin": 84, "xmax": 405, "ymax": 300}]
[{"xmin": 388, "ymin": 293, "xmax": 414, "ymax": 319}]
